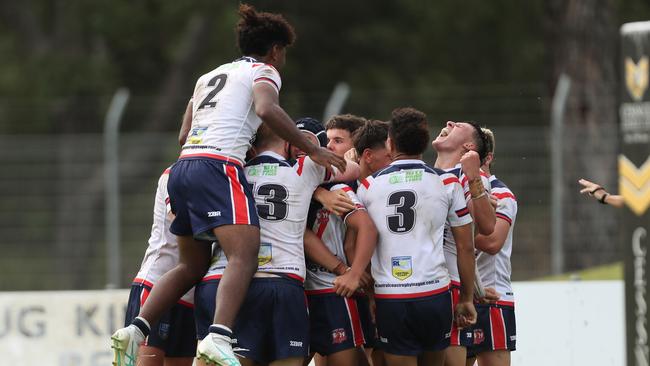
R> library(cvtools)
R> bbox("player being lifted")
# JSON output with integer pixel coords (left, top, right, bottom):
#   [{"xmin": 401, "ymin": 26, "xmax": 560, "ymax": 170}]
[
  {"xmin": 303, "ymin": 115, "xmax": 378, "ymax": 366},
  {"xmin": 356, "ymin": 108, "xmax": 477, "ymax": 366},
  {"xmin": 111, "ymin": 5, "xmax": 345, "ymax": 366},
  {"xmin": 124, "ymin": 167, "xmax": 197, "ymax": 366},
  {"xmin": 194, "ymin": 122, "xmax": 359, "ymax": 366},
  {"xmin": 430, "ymin": 120, "xmax": 495, "ymax": 366},
  {"xmin": 466, "ymin": 129, "xmax": 517, "ymax": 366}
]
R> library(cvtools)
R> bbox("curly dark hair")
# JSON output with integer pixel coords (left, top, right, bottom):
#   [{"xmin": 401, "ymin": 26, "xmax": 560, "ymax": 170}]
[
  {"xmin": 389, "ymin": 107, "xmax": 429, "ymax": 156},
  {"xmin": 325, "ymin": 114, "xmax": 367, "ymax": 135},
  {"xmin": 237, "ymin": 4, "xmax": 296, "ymax": 57},
  {"xmin": 353, "ymin": 119, "xmax": 389, "ymax": 156}
]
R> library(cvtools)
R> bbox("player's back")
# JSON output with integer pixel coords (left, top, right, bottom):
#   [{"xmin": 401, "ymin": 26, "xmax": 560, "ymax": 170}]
[
  {"xmin": 182, "ymin": 57, "xmax": 282, "ymax": 164},
  {"xmin": 357, "ymin": 159, "xmax": 470, "ymax": 298}
]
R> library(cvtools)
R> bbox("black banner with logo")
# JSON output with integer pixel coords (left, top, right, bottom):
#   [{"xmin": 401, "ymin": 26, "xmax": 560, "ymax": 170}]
[{"xmin": 621, "ymin": 21, "xmax": 650, "ymax": 366}]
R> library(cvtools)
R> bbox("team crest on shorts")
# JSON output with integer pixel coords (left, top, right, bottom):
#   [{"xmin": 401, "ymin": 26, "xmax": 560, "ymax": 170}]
[
  {"xmin": 473, "ymin": 329, "xmax": 485, "ymax": 345},
  {"xmin": 258, "ymin": 243, "xmax": 272, "ymax": 266},
  {"xmin": 332, "ymin": 328, "xmax": 347, "ymax": 344},
  {"xmin": 391, "ymin": 256, "xmax": 412, "ymax": 281}
]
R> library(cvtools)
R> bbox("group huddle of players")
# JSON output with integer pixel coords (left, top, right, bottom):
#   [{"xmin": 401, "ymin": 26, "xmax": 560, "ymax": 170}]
[{"xmin": 110, "ymin": 4, "xmax": 517, "ymax": 366}]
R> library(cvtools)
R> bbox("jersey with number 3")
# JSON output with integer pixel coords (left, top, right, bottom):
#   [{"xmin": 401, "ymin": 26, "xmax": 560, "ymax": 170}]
[
  {"xmin": 181, "ymin": 57, "xmax": 282, "ymax": 164},
  {"xmin": 356, "ymin": 160, "xmax": 472, "ymax": 299},
  {"xmin": 203, "ymin": 152, "xmax": 334, "ymax": 282}
]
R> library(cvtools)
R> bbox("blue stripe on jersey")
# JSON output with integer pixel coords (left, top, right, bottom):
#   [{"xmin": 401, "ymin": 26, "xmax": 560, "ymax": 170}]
[
  {"xmin": 490, "ymin": 178, "xmax": 508, "ymax": 190},
  {"xmin": 245, "ymin": 155, "xmax": 292, "ymax": 167},
  {"xmin": 234, "ymin": 56, "xmax": 258, "ymax": 63},
  {"xmin": 372, "ymin": 163, "xmax": 441, "ymax": 178},
  {"xmin": 445, "ymin": 167, "xmax": 462, "ymax": 178}
]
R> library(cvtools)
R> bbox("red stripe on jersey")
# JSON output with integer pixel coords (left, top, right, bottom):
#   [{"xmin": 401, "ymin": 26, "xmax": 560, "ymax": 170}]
[
  {"xmin": 456, "ymin": 207, "xmax": 470, "ymax": 217},
  {"xmin": 443, "ymin": 177, "xmax": 461, "ymax": 185},
  {"xmin": 165, "ymin": 197, "xmax": 170, "ymax": 205},
  {"xmin": 374, "ymin": 284, "xmax": 450, "ymax": 299},
  {"xmin": 284, "ymin": 273, "xmax": 305, "ymax": 283},
  {"xmin": 324, "ymin": 169, "xmax": 332, "ymax": 182},
  {"xmin": 297, "ymin": 156, "xmax": 306, "ymax": 176},
  {"xmin": 480, "ymin": 171, "xmax": 489, "ymax": 178},
  {"xmin": 315, "ymin": 212, "xmax": 329, "ymax": 239},
  {"xmin": 177, "ymin": 299, "xmax": 194, "ymax": 308},
  {"xmin": 133, "ymin": 278, "xmax": 155, "ymax": 288},
  {"xmin": 226, "ymin": 165, "xmax": 250, "ymax": 225},
  {"xmin": 345, "ymin": 298, "xmax": 366, "ymax": 347},
  {"xmin": 490, "ymin": 307, "xmax": 507, "ymax": 350},
  {"xmin": 254, "ymin": 77, "xmax": 279, "ymax": 90},
  {"xmin": 496, "ymin": 213, "xmax": 512, "ymax": 225},
  {"xmin": 495, "ymin": 300, "xmax": 515, "ymax": 307},
  {"xmin": 341, "ymin": 186, "xmax": 352, "ymax": 192},
  {"xmin": 163, "ymin": 168, "xmax": 171, "ymax": 175},
  {"xmin": 360, "ymin": 178, "xmax": 370, "ymax": 189},
  {"xmin": 450, "ymin": 280, "xmax": 461, "ymax": 287},
  {"xmin": 202, "ymin": 274, "xmax": 223, "ymax": 282},
  {"xmin": 179, "ymin": 152, "xmax": 242, "ymax": 166},
  {"xmin": 494, "ymin": 192, "xmax": 517, "ymax": 201}
]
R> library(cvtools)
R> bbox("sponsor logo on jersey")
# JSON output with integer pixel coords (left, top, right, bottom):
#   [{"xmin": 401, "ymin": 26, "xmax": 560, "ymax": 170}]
[
  {"xmin": 391, "ymin": 256, "xmax": 413, "ymax": 281},
  {"xmin": 248, "ymin": 163, "xmax": 278, "ymax": 177},
  {"xmin": 388, "ymin": 169, "xmax": 423, "ymax": 184},
  {"xmin": 473, "ymin": 329, "xmax": 485, "ymax": 345},
  {"xmin": 258, "ymin": 242, "xmax": 272, "ymax": 266},
  {"xmin": 332, "ymin": 328, "xmax": 347, "ymax": 344},
  {"xmin": 188, "ymin": 127, "xmax": 207, "ymax": 144}
]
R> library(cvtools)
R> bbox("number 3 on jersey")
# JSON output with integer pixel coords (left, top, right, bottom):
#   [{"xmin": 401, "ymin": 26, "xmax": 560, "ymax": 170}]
[
  {"xmin": 387, "ymin": 190, "xmax": 417, "ymax": 233},
  {"xmin": 256, "ymin": 184, "xmax": 288, "ymax": 221},
  {"xmin": 197, "ymin": 74, "xmax": 228, "ymax": 110}
]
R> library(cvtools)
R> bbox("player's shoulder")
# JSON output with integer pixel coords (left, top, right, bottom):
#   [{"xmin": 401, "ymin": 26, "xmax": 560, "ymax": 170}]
[
  {"xmin": 489, "ymin": 175, "xmax": 517, "ymax": 201},
  {"xmin": 245, "ymin": 153, "xmax": 292, "ymax": 181}
]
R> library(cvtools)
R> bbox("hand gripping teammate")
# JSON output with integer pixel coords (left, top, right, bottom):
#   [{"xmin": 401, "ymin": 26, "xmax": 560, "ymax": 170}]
[
  {"xmin": 357, "ymin": 108, "xmax": 477, "ymax": 366},
  {"xmin": 111, "ymin": 5, "xmax": 345, "ymax": 366}
]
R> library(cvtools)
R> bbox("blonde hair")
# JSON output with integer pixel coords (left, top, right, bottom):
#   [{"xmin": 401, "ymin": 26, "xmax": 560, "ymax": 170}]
[{"xmin": 481, "ymin": 127, "xmax": 495, "ymax": 154}]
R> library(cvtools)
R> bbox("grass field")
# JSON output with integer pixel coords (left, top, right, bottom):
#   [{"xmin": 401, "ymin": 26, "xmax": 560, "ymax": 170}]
[{"xmin": 537, "ymin": 261, "xmax": 623, "ymax": 281}]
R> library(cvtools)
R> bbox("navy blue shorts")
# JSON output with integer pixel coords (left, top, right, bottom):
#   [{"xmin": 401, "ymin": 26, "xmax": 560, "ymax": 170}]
[
  {"xmin": 375, "ymin": 290, "xmax": 453, "ymax": 356},
  {"xmin": 466, "ymin": 303, "xmax": 517, "ymax": 357},
  {"xmin": 450, "ymin": 283, "xmax": 473, "ymax": 347},
  {"xmin": 168, "ymin": 157, "xmax": 259, "ymax": 240},
  {"xmin": 307, "ymin": 292, "xmax": 365, "ymax": 356},
  {"xmin": 125, "ymin": 282, "xmax": 196, "ymax": 357},
  {"xmin": 194, "ymin": 277, "xmax": 309, "ymax": 364},
  {"xmin": 355, "ymin": 294, "xmax": 378, "ymax": 348}
]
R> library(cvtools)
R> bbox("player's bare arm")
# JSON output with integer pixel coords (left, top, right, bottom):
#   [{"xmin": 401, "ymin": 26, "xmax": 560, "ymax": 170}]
[
  {"xmin": 461, "ymin": 151, "xmax": 496, "ymax": 235},
  {"xmin": 474, "ymin": 217, "xmax": 510, "ymax": 255},
  {"xmin": 313, "ymin": 187, "xmax": 356, "ymax": 216},
  {"xmin": 578, "ymin": 178, "xmax": 624, "ymax": 208},
  {"xmin": 178, "ymin": 98, "xmax": 193, "ymax": 146},
  {"xmin": 304, "ymin": 229, "xmax": 349, "ymax": 276},
  {"xmin": 333, "ymin": 210, "xmax": 378, "ymax": 297},
  {"xmin": 451, "ymin": 223, "xmax": 478, "ymax": 327},
  {"xmin": 252, "ymin": 83, "xmax": 346, "ymax": 173}
]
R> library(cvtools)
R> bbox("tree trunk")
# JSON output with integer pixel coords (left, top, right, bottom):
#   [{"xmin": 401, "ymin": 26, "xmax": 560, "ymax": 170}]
[{"xmin": 545, "ymin": 0, "xmax": 620, "ymax": 273}]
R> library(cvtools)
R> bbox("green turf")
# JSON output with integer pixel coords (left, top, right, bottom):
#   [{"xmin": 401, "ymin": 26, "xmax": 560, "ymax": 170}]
[{"xmin": 537, "ymin": 261, "xmax": 623, "ymax": 281}]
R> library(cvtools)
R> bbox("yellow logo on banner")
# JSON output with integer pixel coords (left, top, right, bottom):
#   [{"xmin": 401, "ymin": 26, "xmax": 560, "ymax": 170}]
[
  {"xmin": 258, "ymin": 243, "xmax": 272, "ymax": 266},
  {"xmin": 625, "ymin": 56, "xmax": 649, "ymax": 101},
  {"xmin": 391, "ymin": 256, "xmax": 412, "ymax": 281},
  {"xmin": 619, "ymin": 155, "xmax": 650, "ymax": 216}
]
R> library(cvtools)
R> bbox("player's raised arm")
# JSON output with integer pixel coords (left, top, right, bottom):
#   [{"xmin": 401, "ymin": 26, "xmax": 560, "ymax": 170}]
[
  {"xmin": 461, "ymin": 151, "xmax": 496, "ymax": 235},
  {"xmin": 252, "ymin": 83, "xmax": 346, "ymax": 173}
]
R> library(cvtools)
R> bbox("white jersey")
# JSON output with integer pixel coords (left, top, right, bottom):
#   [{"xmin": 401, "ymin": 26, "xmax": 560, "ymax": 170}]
[
  {"xmin": 475, "ymin": 175, "xmax": 517, "ymax": 304},
  {"xmin": 203, "ymin": 152, "xmax": 334, "ymax": 282},
  {"xmin": 442, "ymin": 163, "xmax": 491, "ymax": 283},
  {"xmin": 357, "ymin": 160, "xmax": 472, "ymax": 299},
  {"xmin": 181, "ymin": 57, "xmax": 282, "ymax": 165},
  {"xmin": 134, "ymin": 168, "xmax": 194, "ymax": 305},
  {"xmin": 305, "ymin": 183, "xmax": 365, "ymax": 293}
]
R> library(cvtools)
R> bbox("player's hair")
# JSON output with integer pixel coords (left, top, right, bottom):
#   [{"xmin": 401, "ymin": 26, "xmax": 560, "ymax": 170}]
[
  {"xmin": 353, "ymin": 119, "xmax": 389, "ymax": 156},
  {"xmin": 389, "ymin": 107, "xmax": 429, "ymax": 156},
  {"xmin": 482, "ymin": 127, "xmax": 495, "ymax": 154},
  {"xmin": 465, "ymin": 121, "xmax": 489, "ymax": 164},
  {"xmin": 325, "ymin": 114, "xmax": 367, "ymax": 135},
  {"xmin": 237, "ymin": 4, "xmax": 296, "ymax": 57},
  {"xmin": 253, "ymin": 123, "xmax": 282, "ymax": 149}
]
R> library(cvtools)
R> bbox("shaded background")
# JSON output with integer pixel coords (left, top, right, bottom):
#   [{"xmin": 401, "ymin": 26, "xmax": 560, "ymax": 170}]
[{"xmin": 0, "ymin": 0, "xmax": 648, "ymax": 290}]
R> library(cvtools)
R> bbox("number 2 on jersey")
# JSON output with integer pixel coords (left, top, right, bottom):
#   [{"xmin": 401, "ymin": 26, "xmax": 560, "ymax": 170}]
[
  {"xmin": 197, "ymin": 74, "xmax": 228, "ymax": 110},
  {"xmin": 387, "ymin": 190, "xmax": 417, "ymax": 233}
]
